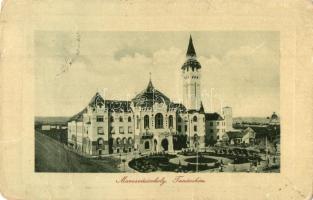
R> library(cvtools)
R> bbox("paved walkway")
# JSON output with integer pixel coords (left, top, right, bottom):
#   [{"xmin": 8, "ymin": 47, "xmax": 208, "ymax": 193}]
[{"xmin": 111, "ymin": 152, "xmax": 139, "ymax": 172}]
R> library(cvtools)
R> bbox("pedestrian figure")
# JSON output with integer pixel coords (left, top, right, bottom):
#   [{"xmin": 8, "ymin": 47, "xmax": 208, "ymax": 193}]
[
  {"xmin": 220, "ymin": 165, "xmax": 224, "ymax": 172},
  {"xmin": 254, "ymin": 166, "xmax": 258, "ymax": 172}
]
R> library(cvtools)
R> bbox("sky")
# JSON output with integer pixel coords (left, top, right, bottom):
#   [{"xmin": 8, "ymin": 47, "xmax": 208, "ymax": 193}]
[{"xmin": 35, "ymin": 31, "xmax": 280, "ymax": 117}]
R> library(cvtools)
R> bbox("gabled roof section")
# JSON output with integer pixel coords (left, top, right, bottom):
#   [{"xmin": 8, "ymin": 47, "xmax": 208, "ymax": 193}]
[
  {"xmin": 205, "ymin": 112, "xmax": 224, "ymax": 121},
  {"xmin": 226, "ymin": 131, "xmax": 246, "ymax": 139},
  {"xmin": 88, "ymin": 92, "xmax": 105, "ymax": 107},
  {"xmin": 69, "ymin": 92, "xmax": 134, "ymax": 122},
  {"xmin": 105, "ymin": 100, "xmax": 132, "ymax": 113},
  {"xmin": 132, "ymin": 80, "xmax": 171, "ymax": 107},
  {"xmin": 68, "ymin": 107, "xmax": 87, "ymax": 122},
  {"xmin": 242, "ymin": 127, "xmax": 256, "ymax": 134}
]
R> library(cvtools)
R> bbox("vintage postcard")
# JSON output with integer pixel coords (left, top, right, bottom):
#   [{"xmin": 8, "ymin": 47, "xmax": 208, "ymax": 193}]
[
  {"xmin": 0, "ymin": 0, "xmax": 312, "ymax": 200},
  {"xmin": 34, "ymin": 31, "xmax": 280, "ymax": 174}
]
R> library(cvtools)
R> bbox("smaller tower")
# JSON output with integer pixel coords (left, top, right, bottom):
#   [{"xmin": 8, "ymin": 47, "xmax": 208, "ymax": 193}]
[
  {"xmin": 222, "ymin": 106, "xmax": 233, "ymax": 132},
  {"xmin": 269, "ymin": 112, "xmax": 279, "ymax": 125}
]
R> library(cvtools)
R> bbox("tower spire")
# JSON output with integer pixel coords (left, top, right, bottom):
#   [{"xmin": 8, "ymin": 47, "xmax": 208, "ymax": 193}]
[
  {"xmin": 186, "ymin": 35, "xmax": 196, "ymax": 57},
  {"xmin": 147, "ymin": 72, "xmax": 154, "ymax": 92},
  {"xmin": 182, "ymin": 35, "xmax": 202, "ymax": 110}
]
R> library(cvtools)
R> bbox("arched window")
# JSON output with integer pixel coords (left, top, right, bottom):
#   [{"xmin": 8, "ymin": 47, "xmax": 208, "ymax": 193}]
[
  {"xmin": 144, "ymin": 115, "xmax": 149, "ymax": 129},
  {"xmin": 144, "ymin": 141, "xmax": 150, "ymax": 149},
  {"xmin": 110, "ymin": 116, "xmax": 114, "ymax": 122},
  {"xmin": 155, "ymin": 113, "xmax": 163, "ymax": 129},
  {"xmin": 169, "ymin": 115, "xmax": 173, "ymax": 128},
  {"xmin": 119, "ymin": 116, "xmax": 123, "ymax": 122},
  {"xmin": 128, "ymin": 116, "xmax": 132, "ymax": 122},
  {"xmin": 122, "ymin": 137, "xmax": 127, "ymax": 145},
  {"xmin": 116, "ymin": 138, "xmax": 121, "ymax": 145},
  {"xmin": 193, "ymin": 116, "xmax": 197, "ymax": 122},
  {"xmin": 98, "ymin": 138, "xmax": 104, "ymax": 145},
  {"xmin": 128, "ymin": 137, "xmax": 132, "ymax": 144}
]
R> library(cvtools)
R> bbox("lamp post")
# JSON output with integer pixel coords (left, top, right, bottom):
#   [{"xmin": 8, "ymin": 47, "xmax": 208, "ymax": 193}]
[
  {"xmin": 196, "ymin": 141, "xmax": 199, "ymax": 173},
  {"xmin": 170, "ymin": 127, "xmax": 174, "ymax": 153},
  {"xmin": 119, "ymin": 152, "xmax": 122, "ymax": 169},
  {"xmin": 184, "ymin": 116, "xmax": 191, "ymax": 150}
]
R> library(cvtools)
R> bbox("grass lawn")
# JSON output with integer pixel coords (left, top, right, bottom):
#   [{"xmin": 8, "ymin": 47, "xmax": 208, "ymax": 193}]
[{"xmin": 35, "ymin": 131, "xmax": 120, "ymax": 172}]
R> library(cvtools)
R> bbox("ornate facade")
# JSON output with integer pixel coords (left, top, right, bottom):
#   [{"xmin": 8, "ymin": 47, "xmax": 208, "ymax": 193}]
[{"xmin": 67, "ymin": 35, "xmax": 232, "ymax": 156}]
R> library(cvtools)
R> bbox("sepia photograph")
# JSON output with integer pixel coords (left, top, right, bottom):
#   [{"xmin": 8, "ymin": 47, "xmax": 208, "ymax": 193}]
[{"xmin": 34, "ymin": 31, "xmax": 280, "ymax": 173}]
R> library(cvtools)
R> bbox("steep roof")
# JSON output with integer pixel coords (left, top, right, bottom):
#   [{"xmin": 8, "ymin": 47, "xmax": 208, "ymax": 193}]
[
  {"xmin": 105, "ymin": 100, "xmax": 132, "ymax": 112},
  {"xmin": 86, "ymin": 92, "xmax": 132, "ymax": 112},
  {"xmin": 132, "ymin": 80, "xmax": 171, "ymax": 107},
  {"xmin": 181, "ymin": 35, "xmax": 201, "ymax": 71},
  {"xmin": 88, "ymin": 92, "xmax": 104, "ymax": 107},
  {"xmin": 68, "ymin": 107, "xmax": 87, "ymax": 122},
  {"xmin": 186, "ymin": 35, "xmax": 196, "ymax": 57},
  {"xmin": 199, "ymin": 102, "xmax": 205, "ymax": 114},
  {"xmin": 226, "ymin": 131, "xmax": 246, "ymax": 139},
  {"xmin": 205, "ymin": 113, "xmax": 224, "ymax": 121},
  {"xmin": 249, "ymin": 126, "xmax": 279, "ymax": 138},
  {"xmin": 242, "ymin": 127, "xmax": 256, "ymax": 134},
  {"xmin": 68, "ymin": 93, "xmax": 133, "ymax": 122}
]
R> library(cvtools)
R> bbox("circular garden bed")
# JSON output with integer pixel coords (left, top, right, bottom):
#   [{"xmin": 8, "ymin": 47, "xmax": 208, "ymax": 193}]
[
  {"xmin": 129, "ymin": 154, "xmax": 218, "ymax": 172},
  {"xmin": 185, "ymin": 157, "xmax": 217, "ymax": 164}
]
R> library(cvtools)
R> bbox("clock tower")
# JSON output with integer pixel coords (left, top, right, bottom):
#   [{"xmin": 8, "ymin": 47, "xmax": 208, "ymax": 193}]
[{"xmin": 181, "ymin": 35, "xmax": 202, "ymax": 110}]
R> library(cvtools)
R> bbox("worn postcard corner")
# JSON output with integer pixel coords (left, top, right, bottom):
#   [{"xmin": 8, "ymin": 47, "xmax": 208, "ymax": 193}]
[{"xmin": 0, "ymin": 0, "xmax": 313, "ymax": 200}]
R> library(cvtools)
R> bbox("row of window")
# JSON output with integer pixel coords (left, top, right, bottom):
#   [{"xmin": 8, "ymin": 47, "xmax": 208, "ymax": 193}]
[
  {"xmin": 97, "ymin": 116, "xmax": 133, "ymax": 123},
  {"xmin": 110, "ymin": 126, "xmax": 132, "ymax": 134},
  {"xmin": 209, "ymin": 129, "xmax": 226, "ymax": 133},
  {"xmin": 177, "ymin": 125, "xmax": 197, "ymax": 132},
  {"xmin": 115, "ymin": 137, "xmax": 133, "ymax": 145},
  {"xmin": 97, "ymin": 115, "xmax": 207, "ymax": 125},
  {"xmin": 208, "ymin": 121, "xmax": 225, "ymax": 126},
  {"xmin": 177, "ymin": 116, "xmax": 199, "ymax": 123},
  {"xmin": 97, "ymin": 126, "xmax": 133, "ymax": 135},
  {"xmin": 142, "ymin": 114, "xmax": 173, "ymax": 129},
  {"xmin": 184, "ymin": 76, "xmax": 199, "ymax": 79}
]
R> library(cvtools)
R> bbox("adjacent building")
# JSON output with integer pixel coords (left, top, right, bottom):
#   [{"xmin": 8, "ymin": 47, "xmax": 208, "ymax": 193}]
[
  {"xmin": 222, "ymin": 106, "xmax": 233, "ymax": 132},
  {"xmin": 204, "ymin": 113, "xmax": 226, "ymax": 145}
]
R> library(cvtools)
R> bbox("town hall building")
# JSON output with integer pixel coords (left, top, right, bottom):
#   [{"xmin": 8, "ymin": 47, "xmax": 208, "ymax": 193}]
[{"xmin": 67, "ymin": 36, "xmax": 232, "ymax": 156}]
